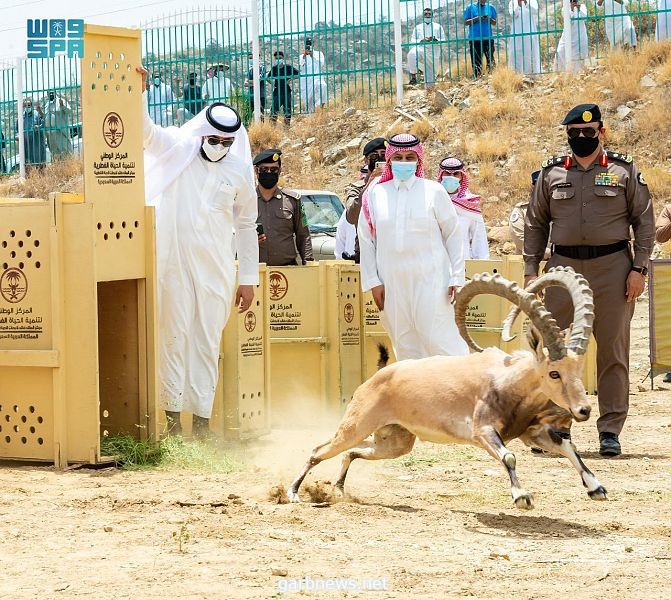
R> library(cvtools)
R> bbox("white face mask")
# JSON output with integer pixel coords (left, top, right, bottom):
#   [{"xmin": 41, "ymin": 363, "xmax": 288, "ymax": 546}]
[{"xmin": 201, "ymin": 140, "xmax": 230, "ymax": 162}]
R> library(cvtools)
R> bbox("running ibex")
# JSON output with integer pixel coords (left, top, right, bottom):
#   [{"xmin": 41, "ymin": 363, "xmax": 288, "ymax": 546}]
[{"xmin": 287, "ymin": 267, "xmax": 607, "ymax": 509}]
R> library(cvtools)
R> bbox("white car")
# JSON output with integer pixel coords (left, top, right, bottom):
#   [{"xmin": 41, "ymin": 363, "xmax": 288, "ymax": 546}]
[{"xmin": 297, "ymin": 189, "xmax": 345, "ymax": 261}]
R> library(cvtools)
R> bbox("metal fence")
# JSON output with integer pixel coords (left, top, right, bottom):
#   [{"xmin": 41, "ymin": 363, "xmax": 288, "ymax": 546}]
[{"xmin": 1, "ymin": 0, "xmax": 670, "ymax": 175}]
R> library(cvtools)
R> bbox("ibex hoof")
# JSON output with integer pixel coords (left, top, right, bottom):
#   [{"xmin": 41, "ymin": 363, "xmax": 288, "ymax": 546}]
[
  {"xmin": 513, "ymin": 493, "xmax": 534, "ymax": 510},
  {"xmin": 588, "ymin": 486, "xmax": 608, "ymax": 501},
  {"xmin": 287, "ymin": 489, "xmax": 301, "ymax": 503}
]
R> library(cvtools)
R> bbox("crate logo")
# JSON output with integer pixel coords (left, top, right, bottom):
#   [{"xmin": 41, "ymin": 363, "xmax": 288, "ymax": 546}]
[
  {"xmin": 1, "ymin": 268, "xmax": 28, "ymax": 304},
  {"xmin": 268, "ymin": 271, "xmax": 288, "ymax": 300},
  {"xmin": 344, "ymin": 302, "xmax": 354, "ymax": 323},
  {"xmin": 244, "ymin": 311, "xmax": 257, "ymax": 332},
  {"xmin": 103, "ymin": 112, "xmax": 124, "ymax": 148},
  {"xmin": 27, "ymin": 19, "xmax": 84, "ymax": 59}
]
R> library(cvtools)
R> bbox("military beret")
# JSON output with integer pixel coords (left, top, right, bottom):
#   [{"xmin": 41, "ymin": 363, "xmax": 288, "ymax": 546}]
[
  {"xmin": 363, "ymin": 137, "xmax": 387, "ymax": 156},
  {"xmin": 531, "ymin": 169, "xmax": 541, "ymax": 185},
  {"xmin": 561, "ymin": 103, "xmax": 601, "ymax": 125},
  {"xmin": 253, "ymin": 149, "xmax": 282, "ymax": 165}
]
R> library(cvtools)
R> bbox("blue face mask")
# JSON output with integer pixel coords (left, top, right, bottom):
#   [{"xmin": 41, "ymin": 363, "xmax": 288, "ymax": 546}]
[
  {"xmin": 441, "ymin": 176, "xmax": 461, "ymax": 194},
  {"xmin": 391, "ymin": 160, "xmax": 417, "ymax": 181}
]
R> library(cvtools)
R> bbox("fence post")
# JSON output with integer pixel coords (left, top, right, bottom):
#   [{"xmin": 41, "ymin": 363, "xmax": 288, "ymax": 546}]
[
  {"xmin": 393, "ymin": 0, "xmax": 403, "ymax": 106},
  {"xmin": 251, "ymin": 1, "xmax": 261, "ymax": 124},
  {"xmin": 15, "ymin": 57, "xmax": 25, "ymax": 180},
  {"xmin": 562, "ymin": 0, "xmax": 573, "ymax": 72}
]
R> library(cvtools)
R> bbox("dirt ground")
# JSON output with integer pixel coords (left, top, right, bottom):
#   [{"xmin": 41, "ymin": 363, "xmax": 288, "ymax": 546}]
[{"xmin": 1, "ymin": 298, "xmax": 670, "ymax": 599}]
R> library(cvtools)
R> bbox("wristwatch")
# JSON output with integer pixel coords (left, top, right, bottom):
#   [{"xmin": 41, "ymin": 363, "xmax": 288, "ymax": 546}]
[{"xmin": 631, "ymin": 266, "xmax": 648, "ymax": 276}]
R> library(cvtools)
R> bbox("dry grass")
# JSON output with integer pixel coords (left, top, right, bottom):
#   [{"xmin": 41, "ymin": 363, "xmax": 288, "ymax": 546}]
[
  {"xmin": 3, "ymin": 157, "xmax": 83, "ymax": 200},
  {"xmin": 640, "ymin": 164, "xmax": 671, "ymax": 205},
  {"xmin": 475, "ymin": 162, "xmax": 496, "ymax": 188},
  {"xmin": 491, "ymin": 66, "xmax": 524, "ymax": 97},
  {"xmin": 465, "ymin": 131, "xmax": 510, "ymax": 161},
  {"xmin": 247, "ymin": 120, "xmax": 284, "ymax": 155},
  {"xmin": 639, "ymin": 39, "xmax": 671, "ymax": 66},
  {"xmin": 602, "ymin": 48, "xmax": 648, "ymax": 104},
  {"xmin": 410, "ymin": 119, "xmax": 434, "ymax": 141}
]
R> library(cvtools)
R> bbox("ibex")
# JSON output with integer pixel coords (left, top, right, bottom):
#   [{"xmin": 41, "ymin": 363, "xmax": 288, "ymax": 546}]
[{"xmin": 287, "ymin": 267, "xmax": 607, "ymax": 509}]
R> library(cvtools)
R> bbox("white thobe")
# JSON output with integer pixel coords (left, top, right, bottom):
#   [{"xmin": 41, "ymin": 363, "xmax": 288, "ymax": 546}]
[
  {"xmin": 143, "ymin": 112, "xmax": 259, "ymax": 418},
  {"xmin": 454, "ymin": 205, "xmax": 490, "ymax": 260},
  {"xmin": 202, "ymin": 75, "xmax": 234, "ymax": 102},
  {"xmin": 335, "ymin": 211, "xmax": 356, "ymax": 259},
  {"xmin": 507, "ymin": 0, "xmax": 541, "ymax": 74},
  {"xmin": 602, "ymin": 0, "xmax": 637, "ymax": 48},
  {"xmin": 656, "ymin": 0, "xmax": 671, "ymax": 40},
  {"xmin": 407, "ymin": 22, "xmax": 446, "ymax": 85},
  {"xmin": 359, "ymin": 176, "xmax": 469, "ymax": 361},
  {"xmin": 147, "ymin": 83, "xmax": 174, "ymax": 127},
  {"xmin": 299, "ymin": 51, "xmax": 328, "ymax": 113},
  {"xmin": 555, "ymin": 4, "xmax": 589, "ymax": 73}
]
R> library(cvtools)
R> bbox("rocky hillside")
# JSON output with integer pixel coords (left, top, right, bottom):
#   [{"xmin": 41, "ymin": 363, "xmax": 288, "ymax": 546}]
[{"xmin": 3, "ymin": 41, "xmax": 670, "ymax": 254}]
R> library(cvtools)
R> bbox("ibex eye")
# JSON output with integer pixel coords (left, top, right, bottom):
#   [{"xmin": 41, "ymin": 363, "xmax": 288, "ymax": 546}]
[{"xmin": 549, "ymin": 371, "xmax": 561, "ymax": 379}]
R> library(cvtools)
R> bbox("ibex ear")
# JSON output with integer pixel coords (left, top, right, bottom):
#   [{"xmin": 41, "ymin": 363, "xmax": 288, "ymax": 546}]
[{"xmin": 526, "ymin": 325, "xmax": 545, "ymax": 361}]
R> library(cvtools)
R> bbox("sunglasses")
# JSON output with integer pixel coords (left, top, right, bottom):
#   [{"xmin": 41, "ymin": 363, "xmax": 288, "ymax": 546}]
[
  {"xmin": 567, "ymin": 127, "xmax": 600, "ymax": 139},
  {"xmin": 257, "ymin": 166, "xmax": 280, "ymax": 174},
  {"xmin": 207, "ymin": 136, "xmax": 235, "ymax": 146}
]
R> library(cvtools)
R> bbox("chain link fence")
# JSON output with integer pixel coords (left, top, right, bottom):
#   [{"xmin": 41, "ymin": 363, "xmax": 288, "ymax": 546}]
[{"xmin": 1, "ymin": 0, "xmax": 670, "ymax": 174}]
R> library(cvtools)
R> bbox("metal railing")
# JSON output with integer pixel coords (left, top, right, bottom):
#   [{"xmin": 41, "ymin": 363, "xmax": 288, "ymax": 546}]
[{"xmin": 1, "ymin": 0, "xmax": 670, "ymax": 175}]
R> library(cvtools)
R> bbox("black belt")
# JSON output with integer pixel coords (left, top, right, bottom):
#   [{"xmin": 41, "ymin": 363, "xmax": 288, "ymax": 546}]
[{"xmin": 553, "ymin": 240, "xmax": 629, "ymax": 260}]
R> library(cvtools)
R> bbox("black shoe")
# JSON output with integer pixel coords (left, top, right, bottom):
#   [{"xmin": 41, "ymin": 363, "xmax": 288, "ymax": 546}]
[
  {"xmin": 663, "ymin": 372, "xmax": 671, "ymax": 383},
  {"xmin": 165, "ymin": 411, "xmax": 182, "ymax": 436},
  {"xmin": 599, "ymin": 432, "xmax": 621, "ymax": 457},
  {"xmin": 408, "ymin": 75, "xmax": 418, "ymax": 85},
  {"xmin": 192, "ymin": 415, "xmax": 212, "ymax": 441}
]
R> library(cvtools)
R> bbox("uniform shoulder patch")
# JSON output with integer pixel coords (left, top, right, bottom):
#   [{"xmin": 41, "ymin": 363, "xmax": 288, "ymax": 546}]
[
  {"xmin": 606, "ymin": 151, "xmax": 633, "ymax": 164},
  {"xmin": 541, "ymin": 156, "xmax": 567, "ymax": 168},
  {"xmin": 281, "ymin": 188, "xmax": 301, "ymax": 200}
]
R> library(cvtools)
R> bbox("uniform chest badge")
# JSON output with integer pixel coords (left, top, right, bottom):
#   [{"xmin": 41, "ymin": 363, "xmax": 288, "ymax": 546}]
[{"xmin": 595, "ymin": 172, "xmax": 619, "ymax": 187}]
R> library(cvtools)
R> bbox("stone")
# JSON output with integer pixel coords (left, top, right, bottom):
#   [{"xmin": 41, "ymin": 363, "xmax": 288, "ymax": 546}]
[
  {"xmin": 343, "ymin": 107, "xmax": 356, "ymax": 117},
  {"xmin": 323, "ymin": 144, "xmax": 347, "ymax": 164},
  {"xmin": 432, "ymin": 89, "xmax": 451, "ymax": 110},
  {"xmin": 305, "ymin": 137, "xmax": 316, "ymax": 145},
  {"xmin": 346, "ymin": 137, "xmax": 363, "ymax": 150},
  {"xmin": 457, "ymin": 97, "xmax": 471, "ymax": 110},
  {"xmin": 502, "ymin": 241, "xmax": 516, "ymax": 254},
  {"xmin": 616, "ymin": 105, "xmax": 632, "ymax": 120},
  {"xmin": 271, "ymin": 567, "xmax": 288, "ymax": 577},
  {"xmin": 640, "ymin": 75, "xmax": 657, "ymax": 88},
  {"xmin": 488, "ymin": 226, "xmax": 512, "ymax": 243},
  {"xmin": 601, "ymin": 88, "xmax": 613, "ymax": 96}
]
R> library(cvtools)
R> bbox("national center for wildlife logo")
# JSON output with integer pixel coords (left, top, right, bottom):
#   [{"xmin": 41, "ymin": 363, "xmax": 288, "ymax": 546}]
[
  {"xmin": 269, "ymin": 271, "xmax": 289, "ymax": 300},
  {"xmin": 244, "ymin": 311, "xmax": 257, "ymax": 332},
  {"xmin": 344, "ymin": 302, "xmax": 355, "ymax": 323},
  {"xmin": 1, "ymin": 268, "xmax": 28, "ymax": 304},
  {"xmin": 103, "ymin": 112, "xmax": 124, "ymax": 148}
]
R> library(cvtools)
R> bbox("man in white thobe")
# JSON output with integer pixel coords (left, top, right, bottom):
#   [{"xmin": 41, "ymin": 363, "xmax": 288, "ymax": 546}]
[
  {"xmin": 555, "ymin": 1, "xmax": 589, "ymax": 73},
  {"xmin": 139, "ymin": 67, "xmax": 258, "ymax": 437},
  {"xmin": 598, "ymin": 0, "xmax": 637, "ymax": 48},
  {"xmin": 202, "ymin": 64, "xmax": 234, "ymax": 103},
  {"xmin": 335, "ymin": 211, "xmax": 357, "ymax": 260},
  {"xmin": 359, "ymin": 133, "xmax": 468, "ymax": 361},
  {"xmin": 147, "ymin": 73, "xmax": 175, "ymax": 127},
  {"xmin": 299, "ymin": 37, "xmax": 328, "ymax": 113},
  {"xmin": 407, "ymin": 7, "xmax": 446, "ymax": 87},
  {"xmin": 43, "ymin": 91, "xmax": 74, "ymax": 159},
  {"xmin": 656, "ymin": 0, "xmax": 671, "ymax": 40},
  {"xmin": 507, "ymin": 0, "xmax": 541, "ymax": 74}
]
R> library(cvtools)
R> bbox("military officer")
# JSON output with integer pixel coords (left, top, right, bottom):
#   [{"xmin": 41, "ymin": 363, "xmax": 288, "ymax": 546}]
[
  {"xmin": 525, "ymin": 103, "xmax": 655, "ymax": 457},
  {"xmin": 344, "ymin": 137, "xmax": 387, "ymax": 262},
  {"xmin": 510, "ymin": 170, "xmax": 539, "ymax": 254},
  {"xmin": 254, "ymin": 149, "xmax": 313, "ymax": 266}
]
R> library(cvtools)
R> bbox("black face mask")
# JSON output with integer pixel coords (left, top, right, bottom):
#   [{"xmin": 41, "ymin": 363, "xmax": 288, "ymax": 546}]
[
  {"xmin": 568, "ymin": 135, "xmax": 600, "ymax": 158},
  {"xmin": 258, "ymin": 171, "xmax": 279, "ymax": 189}
]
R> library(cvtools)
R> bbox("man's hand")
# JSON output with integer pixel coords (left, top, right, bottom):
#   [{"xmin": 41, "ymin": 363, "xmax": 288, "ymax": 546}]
[
  {"xmin": 448, "ymin": 286, "xmax": 459, "ymax": 304},
  {"xmin": 235, "ymin": 285, "xmax": 255, "ymax": 313},
  {"xmin": 524, "ymin": 275, "xmax": 538, "ymax": 288},
  {"xmin": 136, "ymin": 65, "xmax": 148, "ymax": 91},
  {"xmin": 257, "ymin": 233, "xmax": 267, "ymax": 243},
  {"xmin": 625, "ymin": 271, "xmax": 645, "ymax": 303},
  {"xmin": 371, "ymin": 284, "xmax": 385, "ymax": 311}
]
